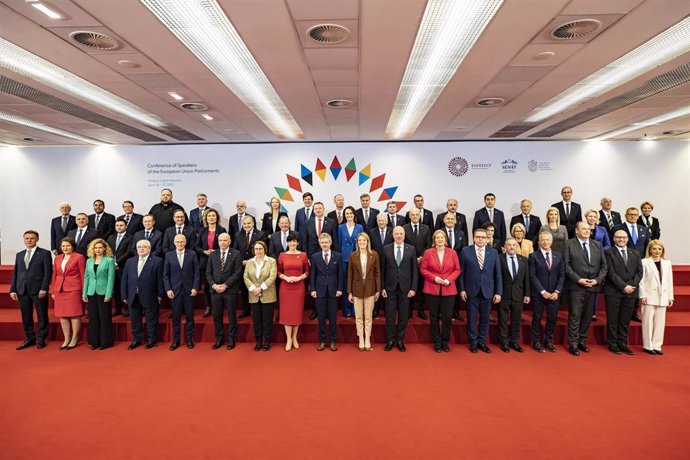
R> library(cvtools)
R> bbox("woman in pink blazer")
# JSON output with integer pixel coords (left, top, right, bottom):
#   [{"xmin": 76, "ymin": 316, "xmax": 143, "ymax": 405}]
[
  {"xmin": 420, "ymin": 230, "xmax": 461, "ymax": 352},
  {"xmin": 639, "ymin": 240, "xmax": 674, "ymax": 355},
  {"xmin": 51, "ymin": 237, "xmax": 86, "ymax": 349}
]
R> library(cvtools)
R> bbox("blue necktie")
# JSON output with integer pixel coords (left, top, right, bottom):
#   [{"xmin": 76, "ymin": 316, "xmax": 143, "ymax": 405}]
[{"xmin": 631, "ymin": 225, "xmax": 638, "ymax": 245}]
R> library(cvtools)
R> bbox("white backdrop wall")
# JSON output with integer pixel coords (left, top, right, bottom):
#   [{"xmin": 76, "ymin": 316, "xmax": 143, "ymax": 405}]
[{"xmin": 1, "ymin": 141, "xmax": 689, "ymax": 262}]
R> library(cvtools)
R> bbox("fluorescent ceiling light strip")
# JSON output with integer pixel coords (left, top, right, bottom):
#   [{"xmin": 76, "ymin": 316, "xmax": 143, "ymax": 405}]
[
  {"xmin": 141, "ymin": 0, "xmax": 303, "ymax": 139},
  {"xmin": 526, "ymin": 17, "xmax": 690, "ymax": 123},
  {"xmin": 29, "ymin": 2, "xmax": 64, "ymax": 20},
  {"xmin": 0, "ymin": 37, "xmax": 166, "ymax": 128},
  {"xmin": 589, "ymin": 103, "xmax": 690, "ymax": 140},
  {"xmin": 385, "ymin": 0, "xmax": 503, "ymax": 139},
  {"xmin": 0, "ymin": 111, "xmax": 105, "ymax": 145}
]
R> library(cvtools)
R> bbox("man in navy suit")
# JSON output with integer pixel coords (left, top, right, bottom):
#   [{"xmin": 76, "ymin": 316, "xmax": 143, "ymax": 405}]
[
  {"xmin": 130, "ymin": 215, "xmax": 164, "ymax": 257},
  {"xmin": 381, "ymin": 226, "xmax": 418, "ymax": 352},
  {"xmin": 509, "ymin": 199, "xmax": 542, "ymax": 244},
  {"xmin": 67, "ymin": 213, "xmax": 98, "ymax": 255},
  {"xmin": 228, "ymin": 200, "xmax": 256, "ymax": 240},
  {"xmin": 269, "ymin": 216, "xmax": 292, "ymax": 259},
  {"xmin": 304, "ymin": 202, "xmax": 338, "ymax": 257},
  {"xmin": 189, "ymin": 193, "xmax": 209, "ymax": 232},
  {"xmin": 459, "ymin": 228, "xmax": 503, "ymax": 353},
  {"xmin": 368, "ymin": 213, "xmax": 393, "ymax": 318},
  {"xmin": 294, "ymin": 192, "xmax": 314, "ymax": 235},
  {"xmin": 233, "ymin": 215, "xmax": 265, "ymax": 318},
  {"xmin": 599, "ymin": 197, "xmax": 622, "ymax": 236},
  {"xmin": 162, "ymin": 209, "xmax": 197, "ymax": 253},
  {"xmin": 434, "ymin": 198, "xmax": 468, "ymax": 235},
  {"xmin": 164, "ymin": 234, "xmax": 200, "ymax": 350},
  {"xmin": 206, "ymin": 233, "xmax": 243, "ymax": 350},
  {"xmin": 121, "ymin": 239, "xmax": 164, "ymax": 349},
  {"xmin": 107, "ymin": 219, "xmax": 133, "ymax": 316},
  {"xmin": 117, "ymin": 200, "xmax": 144, "ymax": 236},
  {"xmin": 441, "ymin": 212, "xmax": 466, "ymax": 320},
  {"xmin": 472, "ymin": 193, "xmax": 506, "ymax": 246},
  {"xmin": 403, "ymin": 208, "xmax": 432, "ymax": 319},
  {"xmin": 355, "ymin": 193, "xmax": 380, "ymax": 231},
  {"xmin": 405, "ymin": 194, "xmax": 434, "ymax": 229},
  {"xmin": 498, "ymin": 238, "xmax": 530, "ymax": 353},
  {"xmin": 310, "ymin": 233, "xmax": 342, "ymax": 351},
  {"xmin": 50, "ymin": 201, "xmax": 76, "ymax": 255},
  {"xmin": 552, "ymin": 186, "xmax": 582, "ymax": 239},
  {"xmin": 88, "ymin": 199, "xmax": 116, "ymax": 240},
  {"xmin": 10, "ymin": 230, "xmax": 53, "ymax": 349},
  {"xmin": 385, "ymin": 201, "xmax": 407, "ymax": 228},
  {"xmin": 528, "ymin": 231, "xmax": 565, "ymax": 352}
]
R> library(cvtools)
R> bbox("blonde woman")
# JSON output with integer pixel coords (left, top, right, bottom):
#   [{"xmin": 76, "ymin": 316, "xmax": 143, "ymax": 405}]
[
  {"xmin": 244, "ymin": 240, "xmax": 278, "ymax": 351},
  {"xmin": 347, "ymin": 233, "xmax": 381, "ymax": 351},
  {"xmin": 511, "ymin": 223, "xmax": 533, "ymax": 258},
  {"xmin": 540, "ymin": 207, "xmax": 568, "ymax": 255},
  {"xmin": 261, "ymin": 196, "xmax": 288, "ymax": 235},
  {"xmin": 639, "ymin": 240, "xmax": 674, "ymax": 355},
  {"xmin": 82, "ymin": 239, "xmax": 116, "ymax": 350}
]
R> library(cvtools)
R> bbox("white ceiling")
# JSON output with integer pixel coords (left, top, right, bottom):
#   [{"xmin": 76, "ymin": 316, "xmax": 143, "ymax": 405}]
[{"xmin": 0, "ymin": 0, "xmax": 689, "ymax": 146}]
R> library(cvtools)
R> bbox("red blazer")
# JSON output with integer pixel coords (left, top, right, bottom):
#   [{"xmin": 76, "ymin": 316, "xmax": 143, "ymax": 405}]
[
  {"xmin": 51, "ymin": 253, "xmax": 86, "ymax": 293},
  {"xmin": 420, "ymin": 247, "xmax": 461, "ymax": 296}
]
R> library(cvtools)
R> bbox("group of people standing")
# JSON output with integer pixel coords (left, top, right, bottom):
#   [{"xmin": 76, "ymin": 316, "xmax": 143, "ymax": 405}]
[{"xmin": 10, "ymin": 186, "xmax": 673, "ymax": 355}]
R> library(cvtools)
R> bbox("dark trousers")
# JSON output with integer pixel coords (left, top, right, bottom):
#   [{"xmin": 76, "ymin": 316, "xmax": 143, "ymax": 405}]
[
  {"xmin": 199, "ymin": 256, "xmax": 212, "ymax": 309},
  {"xmin": 87, "ymin": 294, "xmax": 113, "ymax": 347},
  {"xmin": 18, "ymin": 293, "xmax": 49, "ymax": 341},
  {"xmin": 467, "ymin": 294, "xmax": 492, "ymax": 345},
  {"xmin": 428, "ymin": 294, "xmax": 454, "ymax": 347},
  {"xmin": 413, "ymin": 276, "xmax": 425, "ymax": 313},
  {"xmin": 130, "ymin": 294, "xmax": 159, "ymax": 344},
  {"xmin": 171, "ymin": 293, "xmax": 195, "ymax": 341},
  {"xmin": 384, "ymin": 286, "xmax": 410, "ymax": 342},
  {"xmin": 316, "ymin": 296, "xmax": 338, "ymax": 343},
  {"xmin": 211, "ymin": 291, "xmax": 238, "ymax": 341},
  {"xmin": 567, "ymin": 289, "xmax": 594, "ymax": 347},
  {"xmin": 251, "ymin": 301, "xmax": 275, "ymax": 344},
  {"xmin": 531, "ymin": 296, "xmax": 559, "ymax": 344},
  {"xmin": 113, "ymin": 270, "xmax": 124, "ymax": 310},
  {"xmin": 604, "ymin": 294, "xmax": 635, "ymax": 348},
  {"xmin": 240, "ymin": 285, "xmax": 251, "ymax": 314},
  {"xmin": 498, "ymin": 298, "xmax": 523, "ymax": 346}
]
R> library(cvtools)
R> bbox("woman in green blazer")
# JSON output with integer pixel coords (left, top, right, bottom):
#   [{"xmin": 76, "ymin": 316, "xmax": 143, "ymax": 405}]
[
  {"xmin": 243, "ymin": 240, "xmax": 278, "ymax": 351},
  {"xmin": 82, "ymin": 238, "xmax": 116, "ymax": 350}
]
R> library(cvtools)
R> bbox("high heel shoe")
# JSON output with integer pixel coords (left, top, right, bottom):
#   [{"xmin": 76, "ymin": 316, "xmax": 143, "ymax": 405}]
[
  {"xmin": 59, "ymin": 343, "xmax": 69, "ymax": 350},
  {"xmin": 66, "ymin": 340, "xmax": 80, "ymax": 350},
  {"xmin": 285, "ymin": 341, "xmax": 292, "ymax": 352},
  {"xmin": 292, "ymin": 338, "xmax": 299, "ymax": 349}
]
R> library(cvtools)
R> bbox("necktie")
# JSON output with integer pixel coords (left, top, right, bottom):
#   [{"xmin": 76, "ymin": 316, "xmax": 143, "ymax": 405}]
[
  {"xmin": 116, "ymin": 234, "xmax": 123, "ymax": 250},
  {"xmin": 489, "ymin": 209, "xmax": 493, "ymax": 223},
  {"xmin": 448, "ymin": 229, "xmax": 454, "ymax": 249},
  {"xmin": 606, "ymin": 213, "xmax": 613, "ymax": 228},
  {"xmin": 396, "ymin": 246, "xmax": 402, "ymax": 266},
  {"xmin": 246, "ymin": 231, "xmax": 250, "ymax": 248},
  {"xmin": 220, "ymin": 251, "xmax": 226, "ymax": 270},
  {"xmin": 125, "ymin": 214, "xmax": 130, "ymax": 225},
  {"xmin": 391, "ymin": 215, "xmax": 396, "ymax": 227},
  {"xmin": 282, "ymin": 232, "xmax": 287, "ymax": 251},
  {"xmin": 413, "ymin": 224, "xmax": 418, "ymax": 236},
  {"xmin": 61, "ymin": 216, "xmax": 67, "ymax": 232},
  {"xmin": 511, "ymin": 256, "xmax": 517, "ymax": 280},
  {"xmin": 565, "ymin": 203, "xmax": 570, "ymax": 218},
  {"xmin": 582, "ymin": 242, "xmax": 590, "ymax": 264},
  {"xmin": 364, "ymin": 209, "xmax": 369, "ymax": 223},
  {"xmin": 305, "ymin": 208, "xmax": 310, "ymax": 220},
  {"xmin": 380, "ymin": 229, "xmax": 385, "ymax": 245},
  {"xmin": 145, "ymin": 231, "xmax": 150, "ymax": 240},
  {"xmin": 137, "ymin": 258, "xmax": 145, "ymax": 276},
  {"xmin": 76, "ymin": 229, "xmax": 83, "ymax": 244},
  {"xmin": 95, "ymin": 214, "xmax": 101, "ymax": 227},
  {"xmin": 239, "ymin": 215, "xmax": 244, "ymax": 228},
  {"xmin": 317, "ymin": 218, "xmax": 323, "ymax": 236},
  {"xmin": 337, "ymin": 211, "xmax": 342, "ymax": 224},
  {"xmin": 178, "ymin": 252, "xmax": 184, "ymax": 268},
  {"xmin": 631, "ymin": 225, "xmax": 638, "ymax": 245},
  {"xmin": 477, "ymin": 249, "xmax": 484, "ymax": 270},
  {"xmin": 621, "ymin": 249, "xmax": 628, "ymax": 265},
  {"xmin": 324, "ymin": 253, "xmax": 329, "ymax": 265},
  {"xmin": 524, "ymin": 215, "xmax": 529, "ymax": 228},
  {"xmin": 545, "ymin": 252, "xmax": 551, "ymax": 270},
  {"xmin": 24, "ymin": 249, "xmax": 31, "ymax": 269},
  {"xmin": 177, "ymin": 227, "xmax": 182, "ymax": 234}
]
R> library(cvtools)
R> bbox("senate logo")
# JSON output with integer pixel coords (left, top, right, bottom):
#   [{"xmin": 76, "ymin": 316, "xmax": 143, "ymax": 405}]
[
  {"xmin": 448, "ymin": 156, "xmax": 469, "ymax": 177},
  {"xmin": 528, "ymin": 159, "xmax": 538, "ymax": 172}
]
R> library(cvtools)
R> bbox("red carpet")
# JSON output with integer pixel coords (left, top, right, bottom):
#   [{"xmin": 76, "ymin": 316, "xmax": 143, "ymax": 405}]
[{"xmin": 1, "ymin": 342, "xmax": 689, "ymax": 460}]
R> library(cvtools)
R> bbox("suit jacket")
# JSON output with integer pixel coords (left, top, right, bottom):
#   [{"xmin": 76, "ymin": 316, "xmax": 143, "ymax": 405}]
[
  {"xmin": 441, "ymin": 225, "xmax": 467, "ymax": 258},
  {"xmin": 564, "ymin": 238, "xmax": 608, "ymax": 291},
  {"xmin": 347, "ymin": 251, "xmax": 381, "ymax": 298},
  {"xmin": 261, "ymin": 211, "xmax": 288, "ymax": 235},
  {"xmin": 268, "ymin": 230, "xmax": 291, "ymax": 259},
  {"xmin": 121, "ymin": 255, "xmax": 164, "ymax": 306},
  {"xmin": 195, "ymin": 226, "xmax": 227, "ymax": 254},
  {"xmin": 604, "ymin": 246, "xmax": 643, "ymax": 297},
  {"xmin": 130, "ymin": 229, "xmax": 163, "ymax": 258},
  {"xmin": 163, "ymin": 250, "xmax": 201, "ymax": 294},
  {"xmin": 419, "ymin": 247, "xmax": 460, "ymax": 296},
  {"xmin": 233, "ymin": 229, "xmax": 266, "ymax": 261},
  {"xmin": 368, "ymin": 226, "xmax": 393, "ymax": 263},
  {"xmin": 294, "ymin": 207, "xmax": 314, "ymax": 235},
  {"xmin": 51, "ymin": 253, "xmax": 86, "ymax": 294},
  {"xmin": 638, "ymin": 215, "xmax": 660, "ymax": 240},
  {"xmin": 67, "ymin": 227, "xmax": 98, "ymax": 256},
  {"xmin": 403, "ymin": 222, "xmax": 432, "ymax": 258},
  {"xmin": 228, "ymin": 213, "xmax": 256, "ymax": 241},
  {"xmin": 304, "ymin": 216, "xmax": 339, "ymax": 257},
  {"xmin": 162, "ymin": 225, "xmax": 197, "ymax": 253},
  {"xmin": 89, "ymin": 212, "xmax": 116, "ymax": 240},
  {"xmin": 551, "ymin": 201, "xmax": 582, "ymax": 239},
  {"xmin": 338, "ymin": 224, "xmax": 364, "ymax": 264},
  {"xmin": 472, "ymin": 208, "xmax": 507, "ymax": 244},
  {"xmin": 591, "ymin": 225, "xmax": 611, "ymax": 251},
  {"xmin": 611, "ymin": 222, "xmax": 650, "ymax": 257},
  {"xmin": 243, "ymin": 257, "xmax": 278, "ymax": 303},
  {"xmin": 639, "ymin": 258, "xmax": 674, "ymax": 307},
  {"xmin": 528, "ymin": 250, "xmax": 565, "ymax": 296},
  {"xmin": 355, "ymin": 207, "xmax": 380, "ymax": 231},
  {"xmin": 327, "ymin": 209, "xmax": 346, "ymax": 226},
  {"xmin": 499, "ymin": 253, "xmax": 530, "ymax": 302},
  {"xmin": 117, "ymin": 213, "xmax": 144, "ymax": 236},
  {"xmin": 189, "ymin": 207, "xmax": 208, "ymax": 233},
  {"xmin": 83, "ymin": 256, "xmax": 115, "ymax": 298},
  {"xmin": 309, "ymin": 251, "xmax": 343, "ymax": 297},
  {"xmin": 50, "ymin": 215, "xmax": 77, "ymax": 252},
  {"xmin": 10, "ymin": 246, "xmax": 52, "ymax": 295},
  {"xmin": 107, "ymin": 233, "xmax": 133, "ymax": 269},
  {"xmin": 206, "ymin": 247, "xmax": 244, "ymax": 294},
  {"xmin": 435, "ymin": 212, "xmax": 468, "ymax": 236},
  {"xmin": 386, "ymin": 213, "xmax": 407, "ymax": 228},
  {"xmin": 406, "ymin": 208, "xmax": 434, "ymax": 229},
  {"xmin": 458, "ymin": 246, "xmax": 503, "ymax": 298},
  {"xmin": 599, "ymin": 210, "xmax": 622, "ymax": 234},
  {"xmin": 381, "ymin": 243, "xmax": 419, "ymax": 293},
  {"xmin": 509, "ymin": 214, "xmax": 543, "ymax": 244}
]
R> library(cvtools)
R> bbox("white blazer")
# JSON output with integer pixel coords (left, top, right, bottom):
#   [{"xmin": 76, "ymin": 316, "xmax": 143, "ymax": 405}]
[{"xmin": 639, "ymin": 258, "xmax": 674, "ymax": 307}]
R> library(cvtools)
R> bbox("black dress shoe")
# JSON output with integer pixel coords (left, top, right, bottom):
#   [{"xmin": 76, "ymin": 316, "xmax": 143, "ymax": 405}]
[
  {"xmin": 608, "ymin": 346, "xmax": 621, "ymax": 355},
  {"xmin": 123, "ymin": 310, "xmax": 130, "ymax": 317},
  {"xmin": 212, "ymin": 340, "xmax": 223, "ymax": 350},
  {"xmin": 262, "ymin": 343, "xmax": 271, "ymax": 351},
  {"xmin": 309, "ymin": 311, "xmax": 317, "ymax": 320},
  {"xmin": 533, "ymin": 343, "xmax": 545, "ymax": 353},
  {"xmin": 643, "ymin": 348, "xmax": 655, "ymax": 355},
  {"xmin": 170, "ymin": 340, "xmax": 180, "ymax": 351},
  {"xmin": 384, "ymin": 341, "xmax": 394, "ymax": 352},
  {"xmin": 451, "ymin": 312, "xmax": 461, "ymax": 321},
  {"xmin": 418, "ymin": 311, "xmax": 428, "ymax": 320},
  {"xmin": 434, "ymin": 345, "xmax": 442, "ymax": 353},
  {"xmin": 145, "ymin": 342, "xmax": 156, "ymax": 349},
  {"xmin": 591, "ymin": 315, "xmax": 597, "ymax": 322},
  {"xmin": 397, "ymin": 341, "xmax": 406, "ymax": 352},
  {"xmin": 544, "ymin": 342, "xmax": 556, "ymax": 353},
  {"xmin": 16, "ymin": 339, "xmax": 36, "ymax": 350},
  {"xmin": 128, "ymin": 341, "xmax": 141, "ymax": 350},
  {"xmin": 89, "ymin": 345, "xmax": 99, "ymax": 351},
  {"xmin": 239, "ymin": 310, "xmax": 251, "ymax": 319},
  {"xmin": 372, "ymin": 309, "xmax": 380, "ymax": 319},
  {"xmin": 509, "ymin": 343, "xmax": 524, "ymax": 353},
  {"xmin": 620, "ymin": 346, "xmax": 635, "ymax": 355},
  {"xmin": 478, "ymin": 343, "xmax": 491, "ymax": 353},
  {"xmin": 631, "ymin": 313, "xmax": 642, "ymax": 323},
  {"xmin": 654, "ymin": 349, "xmax": 664, "ymax": 355},
  {"xmin": 254, "ymin": 343, "xmax": 262, "ymax": 351},
  {"xmin": 501, "ymin": 344, "xmax": 510, "ymax": 353},
  {"xmin": 203, "ymin": 306, "xmax": 211, "ymax": 317},
  {"xmin": 442, "ymin": 343, "xmax": 450, "ymax": 352},
  {"xmin": 37, "ymin": 339, "xmax": 46, "ymax": 349},
  {"xmin": 569, "ymin": 346, "xmax": 580, "ymax": 356},
  {"xmin": 577, "ymin": 343, "xmax": 590, "ymax": 353},
  {"xmin": 186, "ymin": 340, "xmax": 195, "ymax": 349},
  {"xmin": 470, "ymin": 344, "xmax": 478, "ymax": 353},
  {"xmin": 227, "ymin": 341, "xmax": 236, "ymax": 350}
]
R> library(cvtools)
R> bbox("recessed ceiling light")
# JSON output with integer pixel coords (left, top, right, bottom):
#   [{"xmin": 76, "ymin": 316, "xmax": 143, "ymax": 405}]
[
  {"xmin": 168, "ymin": 91, "xmax": 184, "ymax": 101},
  {"xmin": 117, "ymin": 60, "xmax": 141, "ymax": 68},
  {"xmin": 0, "ymin": 111, "xmax": 106, "ymax": 145},
  {"xmin": 201, "ymin": 113, "xmax": 213, "ymax": 121},
  {"xmin": 476, "ymin": 97, "xmax": 505, "ymax": 107},
  {"xmin": 25, "ymin": 1, "xmax": 64, "ymax": 20},
  {"xmin": 533, "ymin": 51, "xmax": 555, "ymax": 60}
]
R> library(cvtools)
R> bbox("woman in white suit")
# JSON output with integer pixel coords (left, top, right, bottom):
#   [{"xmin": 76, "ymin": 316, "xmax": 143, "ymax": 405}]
[{"xmin": 639, "ymin": 240, "xmax": 674, "ymax": 355}]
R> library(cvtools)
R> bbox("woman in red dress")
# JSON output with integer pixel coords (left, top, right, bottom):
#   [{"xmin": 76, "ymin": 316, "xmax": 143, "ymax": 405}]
[
  {"xmin": 277, "ymin": 232, "xmax": 310, "ymax": 351},
  {"xmin": 51, "ymin": 237, "xmax": 86, "ymax": 350}
]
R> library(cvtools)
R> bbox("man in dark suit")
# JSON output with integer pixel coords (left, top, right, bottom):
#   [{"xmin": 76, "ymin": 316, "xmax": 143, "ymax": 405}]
[
  {"xmin": 472, "ymin": 193, "xmax": 507, "ymax": 246},
  {"xmin": 604, "ymin": 230, "xmax": 643, "ymax": 355},
  {"xmin": 327, "ymin": 194, "xmax": 346, "ymax": 225},
  {"xmin": 294, "ymin": 192, "xmax": 314, "ymax": 236},
  {"xmin": 355, "ymin": 193, "xmax": 380, "ymax": 231},
  {"xmin": 459, "ymin": 228, "xmax": 503, "ymax": 353},
  {"xmin": 309, "ymin": 233, "xmax": 342, "ymax": 351},
  {"xmin": 233, "ymin": 215, "xmax": 265, "ymax": 318},
  {"xmin": 434, "ymin": 198, "xmax": 468, "ymax": 235},
  {"xmin": 164, "ymin": 234, "xmax": 200, "ymax": 350},
  {"xmin": 599, "ymin": 197, "xmax": 622, "ymax": 235},
  {"xmin": 368, "ymin": 213, "xmax": 393, "ymax": 319},
  {"xmin": 88, "ymin": 199, "xmax": 116, "ymax": 240},
  {"xmin": 121, "ymin": 239, "xmax": 164, "ymax": 349},
  {"xmin": 509, "ymin": 199, "xmax": 542, "ymax": 244},
  {"xmin": 406, "ymin": 194, "xmax": 434, "ymax": 229},
  {"xmin": 206, "ymin": 232, "xmax": 243, "ymax": 350},
  {"xmin": 67, "ymin": 213, "xmax": 98, "ymax": 255},
  {"xmin": 117, "ymin": 200, "xmax": 144, "ymax": 236},
  {"xmin": 268, "ymin": 216, "xmax": 291, "ymax": 259},
  {"xmin": 497, "ymin": 238, "xmax": 530, "ymax": 353},
  {"xmin": 564, "ymin": 222, "xmax": 608, "ymax": 356},
  {"xmin": 441, "ymin": 212, "xmax": 466, "ymax": 321},
  {"xmin": 130, "ymin": 215, "xmax": 164, "ymax": 257},
  {"xmin": 162, "ymin": 209, "xmax": 197, "ymax": 253},
  {"xmin": 552, "ymin": 186, "xmax": 582, "ymax": 239},
  {"xmin": 403, "ymin": 208, "xmax": 432, "ymax": 319},
  {"xmin": 189, "ymin": 193, "xmax": 209, "ymax": 232},
  {"xmin": 304, "ymin": 202, "xmax": 338, "ymax": 257},
  {"xmin": 50, "ymin": 201, "xmax": 76, "ymax": 255},
  {"xmin": 149, "ymin": 188, "xmax": 187, "ymax": 233},
  {"xmin": 381, "ymin": 226, "xmax": 418, "ymax": 352},
  {"xmin": 385, "ymin": 201, "xmax": 407, "ymax": 228},
  {"xmin": 529, "ymin": 231, "xmax": 565, "ymax": 352},
  {"xmin": 107, "ymin": 219, "xmax": 133, "ymax": 316},
  {"xmin": 10, "ymin": 230, "xmax": 53, "ymax": 349},
  {"xmin": 228, "ymin": 200, "xmax": 256, "ymax": 239}
]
